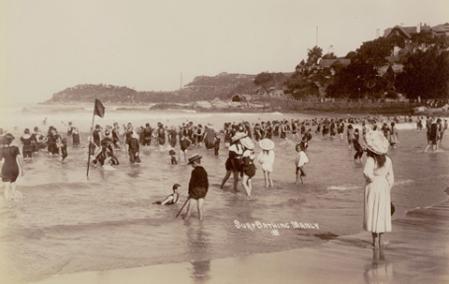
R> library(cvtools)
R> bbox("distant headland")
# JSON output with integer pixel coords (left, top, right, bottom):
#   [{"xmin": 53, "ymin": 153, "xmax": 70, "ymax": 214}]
[{"xmin": 44, "ymin": 22, "xmax": 449, "ymax": 115}]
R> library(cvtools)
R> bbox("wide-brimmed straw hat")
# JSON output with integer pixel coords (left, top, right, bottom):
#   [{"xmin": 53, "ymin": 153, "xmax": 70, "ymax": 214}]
[
  {"xmin": 188, "ymin": 154, "xmax": 202, "ymax": 164},
  {"xmin": 259, "ymin": 138, "xmax": 274, "ymax": 151},
  {"xmin": 231, "ymin": 132, "xmax": 247, "ymax": 142},
  {"xmin": 240, "ymin": 136, "xmax": 255, "ymax": 150},
  {"xmin": 364, "ymin": 130, "xmax": 389, "ymax": 155}
]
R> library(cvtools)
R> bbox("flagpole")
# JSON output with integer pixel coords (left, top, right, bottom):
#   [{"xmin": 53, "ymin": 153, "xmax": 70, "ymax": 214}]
[{"xmin": 86, "ymin": 100, "xmax": 96, "ymax": 179}]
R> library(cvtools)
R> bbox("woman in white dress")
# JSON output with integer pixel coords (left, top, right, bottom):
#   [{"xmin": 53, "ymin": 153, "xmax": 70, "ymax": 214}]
[
  {"xmin": 363, "ymin": 130, "xmax": 394, "ymax": 249},
  {"xmin": 257, "ymin": 138, "xmax": 275, "ymax": 188}
]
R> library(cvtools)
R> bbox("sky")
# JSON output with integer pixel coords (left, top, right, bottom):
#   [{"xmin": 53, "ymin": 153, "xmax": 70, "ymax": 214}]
[{"xmin": 0, "ymin": 0, "xmax": 448, "ymax": 104}]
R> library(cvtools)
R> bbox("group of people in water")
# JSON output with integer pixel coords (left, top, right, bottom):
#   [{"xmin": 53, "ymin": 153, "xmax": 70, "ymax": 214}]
[{"xmin": 0, "ymin": 114, "xmax": 447, "ymax": 240}]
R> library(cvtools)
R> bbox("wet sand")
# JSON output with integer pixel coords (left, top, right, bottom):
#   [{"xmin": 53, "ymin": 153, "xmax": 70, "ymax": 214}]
[{"xmin": 20, "ymin": 197, "xmax": 449, "ymax": 284}]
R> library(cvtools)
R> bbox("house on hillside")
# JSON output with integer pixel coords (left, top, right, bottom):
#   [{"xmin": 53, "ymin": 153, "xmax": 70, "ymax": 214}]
[
  {"xmin": 256, "ymin": 87, "xmax": 285, "ymax": 97},
  {"xmin": 384, "ymin": 23, "xmax": 449, "ymax": 41},
  {"xmin": 377, "ymin": 64, "xmax": 404, "ymax": 76},
  {"xmin": 231, "ymin": 94, "xmax": 252, "ymax": 102},
  {"xmin": 432, "ymin": 23, "xmax": 449, "ymax": 37},
  {"xmin": 382, "ymin": 23, "xmax": 442, "ymax": 64},
  {"xmin": 383, "ymin": 25, "xmax": 421, "ymax": 40},
  {"xmin": 318, "ymin": 58, "xmax": 351, "ymax": 75}
]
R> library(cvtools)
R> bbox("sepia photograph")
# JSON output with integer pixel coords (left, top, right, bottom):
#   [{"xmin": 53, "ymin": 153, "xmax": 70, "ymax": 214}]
[{"xmin": 0, "ymin": 0, "xmax": 448, "ymax": 283}]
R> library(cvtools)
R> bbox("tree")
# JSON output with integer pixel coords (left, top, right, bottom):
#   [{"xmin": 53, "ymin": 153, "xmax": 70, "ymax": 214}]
[
  {"xmin": 284, "ymin": 73, "xmax": 319, "ymax": 99},
  {"xmin": 295, "ymin": 60, "xmax": 306, "ymax": 73},
  {"xmin": 396, "ymin": 47, "xmax": 449, "ymax": 99},
  {"xmin": 327, "ymin": 61, "xmax": 379, "ymax": 99},
  {"xmin": 354, "ymin": 36, "xmax": 402, "ymax": 67},
  {"xmin": 345, "ymin": 51, "xmax": 357, "ymax": 59},
  {"xmin": 411, "ymin": 30, "xmax": 436, "ymax": 46},
  {"xmin": 306, "ymin": 46, "xmax": 323, "ymax": 66},
  {"xmin": 254, "ymin": 72, "xmax": 274, "ymax": 93}
]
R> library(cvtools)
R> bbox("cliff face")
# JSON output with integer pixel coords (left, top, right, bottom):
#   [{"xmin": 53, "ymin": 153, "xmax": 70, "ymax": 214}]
[{"xmin": 46, "ymin": 72, "xmax": 284, "ymax": 104}]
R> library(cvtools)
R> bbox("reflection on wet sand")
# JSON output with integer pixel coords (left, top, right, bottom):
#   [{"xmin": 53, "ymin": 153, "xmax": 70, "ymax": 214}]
[
  {"xmin": 186, "ymin": 224, "xmax": 211, "ymax": 283},
  {"xmin": 364, "ymin": 249, "xmax": 394, "ymax": 284},
  {"xmin": 191, "ymin": 260, "xmax": 210, "ymax": 284}
]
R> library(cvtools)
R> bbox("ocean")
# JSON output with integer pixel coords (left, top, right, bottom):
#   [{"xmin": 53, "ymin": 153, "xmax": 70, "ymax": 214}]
[{"xmin": 0, "ymin": 105, "xmax": 448, "ymax": 282}]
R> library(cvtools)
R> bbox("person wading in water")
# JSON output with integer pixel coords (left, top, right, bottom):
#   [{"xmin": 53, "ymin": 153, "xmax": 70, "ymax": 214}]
[
  {"xmin": 220, "ymin": 132, "xmax": 245, "ymax": 191},
  {"xmin": 184, "ymin": 154, "xmax": 208, "ymax": 221}
]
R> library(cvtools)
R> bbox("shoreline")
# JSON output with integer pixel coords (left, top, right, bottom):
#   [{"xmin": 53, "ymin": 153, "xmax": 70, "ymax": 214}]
[
  {"xmin": 39, "ymin": 100, "xmax": 432, "ymax": 116},
  {"xmin": 25, "ymin": 196, "xmax": 449, "ymax": 284}
]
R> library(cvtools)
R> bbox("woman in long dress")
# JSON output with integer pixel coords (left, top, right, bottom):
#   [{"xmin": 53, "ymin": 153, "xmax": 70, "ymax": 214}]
[{"xmin": 363, "ymin": 131, "xmax": 394, "ymax": 249}]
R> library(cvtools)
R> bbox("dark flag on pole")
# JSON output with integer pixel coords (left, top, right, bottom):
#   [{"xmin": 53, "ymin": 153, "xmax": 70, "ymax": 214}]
[
  {"xmin": 87, "ymin": 98, "xmax": 105, "ymax": 179},
  {"xmin": 94, "ymin": 99, "xmax": 105, "ymax": 118}
]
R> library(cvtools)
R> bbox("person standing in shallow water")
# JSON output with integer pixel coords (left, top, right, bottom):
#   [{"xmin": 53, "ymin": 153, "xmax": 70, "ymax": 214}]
[
  {"xmin": 127, "ymin": 131, "xmax": 141, "ymax": 164},
  {"xmin": 220, "ymin": 132, "xmax": 245, "ymax": 191},
  {"xmin": 1, "ymin": 134, "xmax": 24, "ymax": 201},
  {"xmin": 241, "ymin": 147, "xmax": 256, "ymax": 198},
  {"xmin": 20, "ymin": 128, "xmax": 34, "ymax": 161},
  {"xmin": 184, "ymin": 154, "xmax": 208, "ymax": 221},
  {"xmin": 257, "ymin": 138, "xmax": 275, "ymax": 188},
  {"xmin": 363, "ymin": 131, "xmax": 394, "ymax": 250}
]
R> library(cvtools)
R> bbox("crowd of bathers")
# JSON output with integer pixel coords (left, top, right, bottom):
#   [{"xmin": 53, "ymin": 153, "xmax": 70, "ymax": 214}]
[
  {"xmin": 0, "ymin": 115, "xmax": 446, "ymax": 169},
  {"xmin": 0, "ymin": 115, "xmax": 447, "ymax": 165}
]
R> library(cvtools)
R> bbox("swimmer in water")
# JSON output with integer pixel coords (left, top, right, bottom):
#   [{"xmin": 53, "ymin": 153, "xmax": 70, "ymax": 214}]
[{"xmin": 153, "ymin": 184, "xmax": 180, "ymax": 205}]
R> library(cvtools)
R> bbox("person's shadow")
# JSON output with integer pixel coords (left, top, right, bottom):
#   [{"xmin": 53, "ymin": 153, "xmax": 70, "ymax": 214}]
[{"xmin": 363, "ymin": 248, "xmax": 394, "ymax": 284}]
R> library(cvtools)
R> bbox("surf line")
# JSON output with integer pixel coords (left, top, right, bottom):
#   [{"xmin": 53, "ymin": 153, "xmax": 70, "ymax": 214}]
[{"xmin": 234, "ymin": 220, "xmax": 320, "ymax": 232}]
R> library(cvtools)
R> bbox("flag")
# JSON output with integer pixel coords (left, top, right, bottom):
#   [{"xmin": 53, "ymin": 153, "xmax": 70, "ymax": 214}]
[{"xmin": 94, "ymin": 99, "xmax": 105, "ymax": 118}]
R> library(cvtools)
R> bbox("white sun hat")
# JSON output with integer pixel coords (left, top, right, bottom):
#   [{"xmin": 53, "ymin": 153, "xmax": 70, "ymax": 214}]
[
  {"xmin": 240, "ymin": 136, "xmax": 255, "ymax": 150},
  {"xmin": 364, "ymin": 130, "xmax": 389, "ymax": 155},
  {"xmin": 259, "ymin": 138, "xmax": 275, "ymax": 151}
]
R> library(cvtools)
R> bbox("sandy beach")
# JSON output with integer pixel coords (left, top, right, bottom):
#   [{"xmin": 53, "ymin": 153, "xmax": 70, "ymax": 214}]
[{"xmin": 18, "ymin": 197, "xmax": 449, "ymax": 284}]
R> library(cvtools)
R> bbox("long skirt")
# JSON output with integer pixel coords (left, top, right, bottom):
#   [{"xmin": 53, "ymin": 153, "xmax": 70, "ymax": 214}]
[{"xmin": 364, "ymin": 178, "xmax": 392, "ymax": 233}]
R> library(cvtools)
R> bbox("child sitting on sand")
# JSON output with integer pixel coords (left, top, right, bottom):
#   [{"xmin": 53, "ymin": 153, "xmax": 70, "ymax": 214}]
[
  {"xmin": 153, "ymin": 184, "xmax": 180, "ymax": 205},
  {"xmin": 295, "ymin": 142, "xmax": 309, "ymax": 184}
]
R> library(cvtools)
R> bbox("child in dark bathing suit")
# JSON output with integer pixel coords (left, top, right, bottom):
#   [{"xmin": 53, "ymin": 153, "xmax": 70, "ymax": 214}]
[
  {"xmin": 72, "ymin": 127, "xmax": 80, "ymax": 147},
  {"xmin": 169, "ymin": 149, "xmax": 178, "ymax": 165},
  {"xmin": 241, "ymin": 148, "xmax": 256, "ymax": 198},
  {"xmin": 214, "ymin": 133, "xmax": 221, "ymax": 156},
  {"xmin": 353, "ymin": 129, "xmax": 364, "ymax": 162},
  {"xmin": 153, "ymin": 184, "xmax": 180, "ymax": 205}
]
